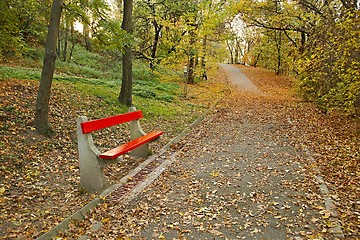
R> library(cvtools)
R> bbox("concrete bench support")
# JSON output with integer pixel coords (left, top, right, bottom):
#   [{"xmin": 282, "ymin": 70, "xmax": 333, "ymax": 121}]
[
  {"xmin": 128, "ymin": 106, "xmax": 152, "ymax": 158},
  {"xmin": 76, "ymin": 107, "xmax": 163, "ymax": 192},
  {"xmin": 77, "ymin": 116, "xmax": 107, "ymax": 192}
]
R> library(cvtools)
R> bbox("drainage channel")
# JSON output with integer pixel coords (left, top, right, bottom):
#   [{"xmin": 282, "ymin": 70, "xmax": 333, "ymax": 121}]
[
  {"xmin": 106, "ymin": 152, "xmax": 174, "ymax": 202},
  {"xmin": 78, "ymin": 151, "xmax": 179, "ymax": 239},
  {"xmin": 37, "ymin": 145, "xmax": 182, "ymax": 240}
]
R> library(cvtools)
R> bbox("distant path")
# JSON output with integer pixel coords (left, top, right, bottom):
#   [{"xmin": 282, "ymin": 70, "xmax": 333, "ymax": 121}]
[{"xmin": 220, "ymin": 63, "xmax": 263, "ymax": 94}]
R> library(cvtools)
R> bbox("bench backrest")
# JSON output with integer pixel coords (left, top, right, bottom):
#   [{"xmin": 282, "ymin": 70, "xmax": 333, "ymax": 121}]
[{"xmin": 80, "ymin": 110, "xmax": 143, "ymax": 134}]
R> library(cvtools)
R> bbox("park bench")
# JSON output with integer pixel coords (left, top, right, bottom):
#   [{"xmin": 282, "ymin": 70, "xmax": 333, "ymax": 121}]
[{"xmin": 76, "ymin": 107, "xmax": 164, "ymax": 192}]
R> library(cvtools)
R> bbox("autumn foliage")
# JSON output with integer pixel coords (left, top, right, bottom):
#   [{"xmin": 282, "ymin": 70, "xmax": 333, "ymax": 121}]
[{"xmin": 298, "ymin": 10, "xmax": 360, "ymax": 115}]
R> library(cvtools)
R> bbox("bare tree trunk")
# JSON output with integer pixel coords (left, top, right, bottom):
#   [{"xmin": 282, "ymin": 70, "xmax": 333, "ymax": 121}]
[
  {"xmin": 150, "ymin": 24, "xmax": 162, "ymax": 69},
  {"xmin": 226, "ymin": 40, "xmax": 234, "ymax": 64},
  {"xmin": 83, "ymin": 24, "xmax": 92, "ymax": 52},
  {"xmin": 34, "ymin": 0, "xmax": 63, "ymax": 136},
  {"xmin": 253, "ymin": 52, "xmax": 261, "ymax": 67},
  {"xmin": 57, "ymin": 31, "xmax": 61, "ymax": 58},
  {"xmin": 299, "ymin": 31, "xmax": 306, "ymax": 53},
  {"xmin": 62, "ymin": 19, "xmax": 69, "ymax": 61},
  {"xmin": 69, "ymin": 24, "xmax": 75, "ymax": 61},
  {"xmin": 236, "ymin": 38, "xmax": 244, "ymax": 62},
  {"xmin": 149, "ymin": 1, "xmax": 162, "ymax": 70},
  {"xmin": 187, "ymin": 29, "xmax": 196, "ymax": 84},
  {"xmin": 275, "ymin": 30, "xmax": 282, "ymax": 75},
  {"xmin": 118, "ymin": 0, "xmax": 133, "ymax": 106},
  {"xmin": 201, "ymin": 35, "xmax": 207, "ymax": 80},
  {"xmin": 187, "ymin": 56, "xmax": 195, "ymax": 84}
]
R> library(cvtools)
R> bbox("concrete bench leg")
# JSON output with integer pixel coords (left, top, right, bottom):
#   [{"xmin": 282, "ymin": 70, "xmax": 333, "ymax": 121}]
[
  {"xmin": 128, "ymin": 107, "xmax": 152, "ymax": 158},
  {"xmin": 77, "ymin": 116, "xmax": 106, "ymax": 192}
]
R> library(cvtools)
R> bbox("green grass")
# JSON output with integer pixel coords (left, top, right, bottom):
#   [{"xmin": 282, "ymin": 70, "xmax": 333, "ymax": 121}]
[
  {"xmin": 0, "ymin": 42, "xmax": 219, "ymax": 131},
  {"xmin": 0, "ymin": 66, "xmax": 41, "ymax": 81},
  {"xmin": 1, "ymin": 44, "xmax": 181, "ymax": 103},
  {"xmin": 0, "ymin": 64, "xmax": 180, "ymax": 103},
  {"xmin": 0, "ymin": 44, "xmax": 208, "ymax": 127}
]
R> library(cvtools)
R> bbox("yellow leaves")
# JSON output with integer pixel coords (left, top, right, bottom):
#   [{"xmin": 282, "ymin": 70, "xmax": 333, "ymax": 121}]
[
  {"xmin": 101, "ymin": 217, "xmax": 110, "ymax": 224},
  {"xmin": 325, "ymin": 220, "xmax": 338, "ymax": 228},
  {"xmin": 313, "ymin": 205, "xmax": 325, "ymax": 210},
  {"xmin": 69, "ymin": 165, "xmax": 76, "ymax": 170},
  {"xmin": 210, "ymin": 170, "xmax": 220, "ymax": 177},
  {"xmin": 24, "ymin": 169, "xmax": 40, "ymax": 180},
  {"xmin": 99, "ymin": 195, "xmax": 107, "ymax": 202},
  {"xmin": 319, "ymin": 209, "xmax": 332, "ymax": 219},
  {"xmin": 0, "ymin": 187, "xmax": 5, "ymax": 195},
  {"xmin": 274, "ymin": 215, "xmax": 288, "ymax": 221}
]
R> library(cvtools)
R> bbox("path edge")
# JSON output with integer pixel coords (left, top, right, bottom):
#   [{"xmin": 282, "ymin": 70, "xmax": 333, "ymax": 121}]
[{"xmin": 304, "ymin": 149, "xmax": 345, "ymax": 239}]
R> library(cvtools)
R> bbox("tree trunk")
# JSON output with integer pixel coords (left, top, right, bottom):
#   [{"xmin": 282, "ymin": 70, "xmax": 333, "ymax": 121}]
[
  {"xmin": 149, "ymin": 1, "xmax": 162, "ymax": 70},
  {"xmin": 62, "ymin": 19, "xmax": 69, "ymax": 61},
  {"xmin": 275, "ymin": 31, "xmax": 282, "ymax": 75},
  {"xmin": 201, "ymin": 35, "xmax": 207, "ymax": 80},
  {"xmin": 57, "ymin": 31, "xmax": 61, "ymax": 58},
  {"xmin": 34, "ymin": 0, "xmax": 63, "ymax": 136},
  {"xmin": 226, "ymin": 40, "xmax": 234, "ymax": 64},
  {"xmin": 69, "ymin": 24, "xmax": 75, "ymax": 61},
  {"xmin": 187, "ymin": 29, "xmax": 196, "ymax": 84},
  {"xmin": 299, "ymin": 31, "xmax": 306, "ymax": 53},
  {"xmin": 83, "ymin": 23, "xmax": 92, "ymax": 52},
  {"xmin": 187, "ymin": 55, "xmax": 195, "ymax": 84},
  {"xmin": 150, "ymin": 24, "xmax": 162, "ymax": 69},
  {"xmin": 236, "ymin": 39, "xmax": 244, "ymax": 60},
  {"xmin": 253, "ymin": 52, "xmax": 261, "ymax": 67},
  {"xmin": 118, "ymin": 0, "xmax": 133, "ymax": 106}
]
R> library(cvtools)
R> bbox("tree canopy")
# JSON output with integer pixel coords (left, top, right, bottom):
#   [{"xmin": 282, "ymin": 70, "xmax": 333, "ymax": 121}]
[
  {"xmin": 231, "ymin": 0, "xmax": 359, "ymax": 114},
  {"xmin": 1, "ymin": 0, "xmax": 359, "ymax": 115}
]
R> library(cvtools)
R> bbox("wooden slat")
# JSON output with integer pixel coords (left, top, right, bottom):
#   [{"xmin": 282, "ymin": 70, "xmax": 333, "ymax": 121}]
[
  {"xmin": 98, "ymin": 131, "xmax": 164, "ymax": 160},
  {"xmin": 81, "ymin": 111, "xmax": 143, "ymax": 134}
]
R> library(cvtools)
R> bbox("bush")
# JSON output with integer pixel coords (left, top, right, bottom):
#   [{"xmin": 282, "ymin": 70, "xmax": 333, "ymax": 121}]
[{"xmin": 298, "ymin": 10, "xmax": 360, "ymax": 115}]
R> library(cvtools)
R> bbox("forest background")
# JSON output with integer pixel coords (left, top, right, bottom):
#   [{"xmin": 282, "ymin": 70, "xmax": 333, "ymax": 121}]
[{"xmin": 1, "ymin": 0, "xmax": 359, "ymax": 117}]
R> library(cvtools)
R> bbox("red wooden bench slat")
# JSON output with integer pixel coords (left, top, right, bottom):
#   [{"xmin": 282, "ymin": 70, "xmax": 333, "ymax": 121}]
[
  {"xmin": 81, "ymin": 111, "xmax": 143, "ymax": 134},
  {"xmin": 98, "ymin": 131, "xmax": 164, "ymax": 160}
]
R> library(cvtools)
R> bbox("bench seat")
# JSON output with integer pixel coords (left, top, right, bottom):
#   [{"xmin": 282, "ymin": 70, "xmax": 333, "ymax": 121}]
[
  {"xmin": 98, "ymin": 131, "xmax": 164, "ymax": 160},
  {"xmin": 77, "ymin": 107, "xmax": 164, "ymax": 191}
]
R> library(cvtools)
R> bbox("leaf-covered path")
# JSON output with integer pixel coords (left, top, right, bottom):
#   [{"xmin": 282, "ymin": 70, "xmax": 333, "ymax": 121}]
[
  {"xmin": 59, "ymin": 65, "xmax": 358, "ymax": 239},
  {"xmin": 137, "ymin": 99, "xmax": 327, "ymax": 239},
  {"xmin": 2, "ymin": 65, "xmax": 358, "ymax": 239}
]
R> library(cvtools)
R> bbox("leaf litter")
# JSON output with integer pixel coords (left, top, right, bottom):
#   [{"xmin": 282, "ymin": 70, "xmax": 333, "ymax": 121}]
[
  {"xmin": 1, "ymin": 65, "xmax": 359, "ymax": 239},
  {"xmin": 0, "ymin": 73, "xmax": 225, "ymax": 239}
]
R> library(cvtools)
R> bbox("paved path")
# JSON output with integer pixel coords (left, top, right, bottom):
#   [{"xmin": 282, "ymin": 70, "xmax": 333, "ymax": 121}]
[
  {"xmin": 68, "ymin": 65, "xmax": 333, "ymax": 239},
  {"xmin": 219, "ymin": 64, "xmax": 262, "ymax": 94}
]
